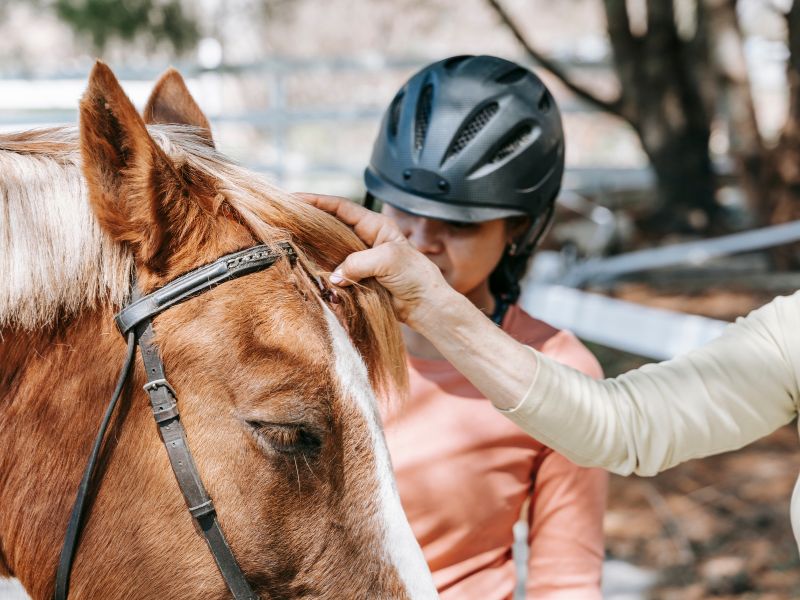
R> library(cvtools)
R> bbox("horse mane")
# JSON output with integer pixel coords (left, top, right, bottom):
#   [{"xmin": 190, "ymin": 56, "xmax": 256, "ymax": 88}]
[
  {"xmin": 0, "ymin": 125, "xmax": 406, "ymax": 396},
  {"xmin": 0, "ymin": 127, "xmax": 133, "ymax": 330}
]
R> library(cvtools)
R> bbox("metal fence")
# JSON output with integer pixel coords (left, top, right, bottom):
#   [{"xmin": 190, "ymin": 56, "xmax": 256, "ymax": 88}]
[{"xmin": 4, "ymin": 57, "xmax": 793, "ymax": 363}]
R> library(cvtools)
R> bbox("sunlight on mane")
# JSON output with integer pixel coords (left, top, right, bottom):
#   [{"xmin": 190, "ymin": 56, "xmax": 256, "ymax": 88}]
[
  {"xmin": 0, "ymin": 124, "xmax": 406, "ymax": 395},
  {"xmin": 0, "ymin": 127, "xmax": 132, "ymax": 329},
  {"xmin": 149, "ymin": 124, "xmax": 407, "ymax": 396}
]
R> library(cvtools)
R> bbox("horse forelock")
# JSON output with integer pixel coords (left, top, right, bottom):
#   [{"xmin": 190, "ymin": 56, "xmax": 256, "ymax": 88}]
[{"xmin": 147, "ymin": 124, "xmax": 407, "ymax": 399}]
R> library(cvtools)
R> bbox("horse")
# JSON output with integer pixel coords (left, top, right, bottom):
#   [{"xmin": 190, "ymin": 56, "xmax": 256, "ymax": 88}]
[{"xmin": 0, "ymin": 62, "xmax": 437, "ymax": 599}]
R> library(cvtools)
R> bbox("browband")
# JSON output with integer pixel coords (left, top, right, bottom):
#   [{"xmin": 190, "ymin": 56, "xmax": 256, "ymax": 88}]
[{"xmin": 116, "ymin": 242, "xmax": 295, "ymax": 335}]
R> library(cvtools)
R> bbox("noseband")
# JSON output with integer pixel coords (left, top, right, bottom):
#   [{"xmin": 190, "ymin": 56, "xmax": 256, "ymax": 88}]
[{"xmin": 55, "ymin": 242, "xmax": 296, "ymax": 600}]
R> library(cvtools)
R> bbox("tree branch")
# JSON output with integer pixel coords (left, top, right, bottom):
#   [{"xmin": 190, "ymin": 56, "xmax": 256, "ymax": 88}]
[
  {"xmin": 603, "ymin": 0, "xmax": 639, "ymax": 122},
  {"xmin": 485, "ymin": 0, "xmax": 624, "ymax": 117},
  {"xmin": 646, "ymin": 0, "xmax": 676, "ymax": 37}
]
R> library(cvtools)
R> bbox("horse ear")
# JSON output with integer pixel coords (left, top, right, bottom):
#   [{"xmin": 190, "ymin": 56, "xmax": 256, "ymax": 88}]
[
  {"xmin": 144, "ymin": 68, "xmax": 214, "ymax": 146},
  {"xmin": 80, "ymin": 61, "xmax": 184, "ymax": 268}
]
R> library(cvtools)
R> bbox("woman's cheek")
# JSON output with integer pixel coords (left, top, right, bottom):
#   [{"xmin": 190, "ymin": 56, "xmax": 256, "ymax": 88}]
[{"xmin": 447, "ymin": 246, "xmax": 491, "ymax": 291}]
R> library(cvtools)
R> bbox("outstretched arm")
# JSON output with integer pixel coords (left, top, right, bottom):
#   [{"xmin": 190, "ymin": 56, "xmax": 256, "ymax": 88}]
[
  {"xmin": 503, "ymin": 298, "xmax": 799, "ymax": 475},
  {"xmin": 300, "ymin": 194, "xmax": 800, "ymax": 475}
]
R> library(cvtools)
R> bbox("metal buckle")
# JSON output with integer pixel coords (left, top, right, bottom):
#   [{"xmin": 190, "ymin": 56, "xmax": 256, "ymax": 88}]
[
  {"xmin": 143, "ymin": 378, "xmax": 177, "ymax": 398},
  {"xmin": 189, "ymin": 499, "xmax": 216, "ymax": 520},
  {"xmin": 143, "ymin": 379, "xmax": 180, "ymax": 423}
]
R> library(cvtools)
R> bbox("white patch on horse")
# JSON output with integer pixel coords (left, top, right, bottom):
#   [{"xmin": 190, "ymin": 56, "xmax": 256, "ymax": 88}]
[{"xmin": 322, "ymin": 306, "xmax": 438, "ymax": 599}]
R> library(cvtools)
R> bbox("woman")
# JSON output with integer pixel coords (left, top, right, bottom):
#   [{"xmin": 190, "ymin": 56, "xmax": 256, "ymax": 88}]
[
  {"xmin": 302, "ymin": 137, "xmax": 800, "ymax": 552},
  {"xmin": 363, "ymin": 55, "xmax": 607, "ymax": 599}
]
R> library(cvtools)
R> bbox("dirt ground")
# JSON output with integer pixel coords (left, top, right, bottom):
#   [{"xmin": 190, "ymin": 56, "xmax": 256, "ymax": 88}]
[{"xmin": 591, "ymin": 285, "xmax": 800, "ymax": 599}]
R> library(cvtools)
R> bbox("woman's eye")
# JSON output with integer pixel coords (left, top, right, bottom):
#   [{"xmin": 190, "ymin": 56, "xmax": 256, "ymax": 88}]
[
  {"xmin": 247, "ymin": 421, "xmax": 322, "ymax": 455},
  {"xmin": 446, "ymin": 220, "xmax": 478, "ymax": 231}
]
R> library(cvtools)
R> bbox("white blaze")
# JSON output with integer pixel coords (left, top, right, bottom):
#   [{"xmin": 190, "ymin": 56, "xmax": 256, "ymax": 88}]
[{"xmin": 322, "ymin": 306, "xmax": 438, "ymax": 599}]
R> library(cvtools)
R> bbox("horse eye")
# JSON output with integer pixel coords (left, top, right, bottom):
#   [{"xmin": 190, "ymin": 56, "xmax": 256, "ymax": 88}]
[{"xmin": 246, "ymin": 421, "xmax": 322, "ymax": 455}]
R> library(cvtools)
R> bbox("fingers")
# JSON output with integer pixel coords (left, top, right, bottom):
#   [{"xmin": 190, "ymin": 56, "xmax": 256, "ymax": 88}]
[
  {"xmin": 295, "ymin": 192, "xmax": 372, "ymax": 229},
  {"xmin": 294, "ymin": 192, "xmax": 406, "ymax": 247},
  {"xmin": 294, "ymin": 192, "xmax": 351, "ymax": 215},
  {"xmin": 329, "ymin": 243, "xmax": 402, "ymax": 287}
]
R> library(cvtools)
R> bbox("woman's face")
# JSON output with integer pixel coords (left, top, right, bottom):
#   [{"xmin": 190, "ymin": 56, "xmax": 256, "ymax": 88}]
[{"xmin": 382, "ymin": 203, "xmax": 509, "ymax": 296}]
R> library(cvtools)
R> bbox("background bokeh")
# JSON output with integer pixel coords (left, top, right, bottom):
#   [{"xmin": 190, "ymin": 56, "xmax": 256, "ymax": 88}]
[{"xmin": 2, "ymin": 1, "xmax": 800, "ymax": 598}]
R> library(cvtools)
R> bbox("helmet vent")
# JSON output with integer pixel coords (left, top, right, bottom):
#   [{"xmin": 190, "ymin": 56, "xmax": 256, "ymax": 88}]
[
  {"xmin": 414, "ymin": 84, "xmax": 433, "ymax": 151},
  {"xmin": 443, "ymin": 102, "xmax": 499, "ymax": 163},
  {"xmin": 490, "ymin": 124, "xmax": 536, "ymax": 163},
  {"xmin": 538, "ymin": 92, "xmax": 551, "ymax": 113},
  {"xmin": 443, "ymin": 55, "xmax": 472, "ymax": 71},
  {"xmin": 388, "ymin": 91, "xmax": 404, "ymax": 137},
  {"xmin": 496, "ymin": 67, "xmax": 528, "ymax": 84}
]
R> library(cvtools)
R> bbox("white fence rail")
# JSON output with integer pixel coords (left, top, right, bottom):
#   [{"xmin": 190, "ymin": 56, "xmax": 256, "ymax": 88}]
[
  {"xmin": 523, "ymin": 215, "xmax": 800, "ymax": 361},
  {"xmin": 520, "ymin": 282, "xmax": 729, "ymax": 361},
  {"xmin": 559, "ymin": 220, "xmax": 800, "ymax": 287}
]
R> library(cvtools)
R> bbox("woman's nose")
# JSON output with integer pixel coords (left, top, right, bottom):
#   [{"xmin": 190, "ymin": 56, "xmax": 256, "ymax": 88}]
[{"xmin": 405, "ymin": 218, "xmax": 444, "ymax": 254}]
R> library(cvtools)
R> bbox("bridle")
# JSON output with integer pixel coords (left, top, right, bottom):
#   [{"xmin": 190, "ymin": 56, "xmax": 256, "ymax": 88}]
[{"xmin": 55, "ymin": 242, "xmax": 297, "ymax": 600}]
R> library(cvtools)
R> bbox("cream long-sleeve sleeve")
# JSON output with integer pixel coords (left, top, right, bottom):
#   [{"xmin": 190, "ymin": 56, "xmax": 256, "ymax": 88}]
[
  {"xmin": 500, "ymin": 292, "xmax": 800, "ymax": 477},
  {"xmin": 501, "ymin": 292, "xmax": 800, "ymax": 549}
]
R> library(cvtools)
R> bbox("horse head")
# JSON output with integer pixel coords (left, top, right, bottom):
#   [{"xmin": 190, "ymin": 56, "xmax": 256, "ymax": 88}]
[{"xmin": 0, "ymin": 63, "xmax": 436, "ymax": 599}]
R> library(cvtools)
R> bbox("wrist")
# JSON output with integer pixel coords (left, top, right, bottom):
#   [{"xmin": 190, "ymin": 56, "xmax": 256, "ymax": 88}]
[
  {"xmin": 410, "ymin": 286, "xmax": 479, "ymax": 340},
  {"xmin": 407, "ymin": 287, "xmax": 536, "ymax": 410}
]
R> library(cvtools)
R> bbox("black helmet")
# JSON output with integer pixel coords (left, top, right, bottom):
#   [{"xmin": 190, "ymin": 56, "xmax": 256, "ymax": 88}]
[{"xmin": 364, "ymin": 54, "xmax": 564, "ymax": 227}]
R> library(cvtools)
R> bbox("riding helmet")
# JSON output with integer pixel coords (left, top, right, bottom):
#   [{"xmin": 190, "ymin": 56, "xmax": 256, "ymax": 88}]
[{"xmin": 364, "ymin": 54, "xmax": 564, "ymax": 225}]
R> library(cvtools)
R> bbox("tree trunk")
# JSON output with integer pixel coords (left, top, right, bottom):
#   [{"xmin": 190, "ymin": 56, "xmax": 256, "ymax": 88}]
[
  {"xmin": 704, "ymin": 0, "xmax": 766, "ymax": 221},
  {"xmin": 605, "ymin": 0, "xmax": 720, "ymax": 233},
  {"xmin": 750, "ymin": 2, "xmax": 800, "ymax": 266},
  {"xmin": 646, "ymin": 129, "xmax": 717, "ymax": 230},
  {"xmin": 767, "ymin": 2, "xmax": 800, "ymax": 221}
]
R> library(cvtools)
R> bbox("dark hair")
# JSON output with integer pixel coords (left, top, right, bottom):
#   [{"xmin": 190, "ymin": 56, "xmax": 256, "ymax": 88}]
[{"xmin": 489, "ymin": 250, "xmax": 530, "ymax": 322}]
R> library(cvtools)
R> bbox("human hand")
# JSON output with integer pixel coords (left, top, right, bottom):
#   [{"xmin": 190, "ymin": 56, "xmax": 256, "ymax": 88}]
[{"xmin": 295, "ymin": 193, "xmax": 456, "ymax": 328}]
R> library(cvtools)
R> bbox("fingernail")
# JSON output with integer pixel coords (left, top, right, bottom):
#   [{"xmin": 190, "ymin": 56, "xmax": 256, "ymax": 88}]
[{"xmin": 330, "ymin": 270, "xmax": 344, "ymax": 285}]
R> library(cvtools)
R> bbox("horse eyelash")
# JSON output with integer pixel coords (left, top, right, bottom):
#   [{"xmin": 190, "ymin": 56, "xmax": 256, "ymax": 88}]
[
  {"xmin": 292, "ymin": 456, "xmax": 301, "ymax": 495},
  {"xmin": 246, "ymin": 421, "xmax": 322, "ymax": 457},
  {"xmin": 301, "ymin": 452, "xmax": 321, "ymax": 483}
]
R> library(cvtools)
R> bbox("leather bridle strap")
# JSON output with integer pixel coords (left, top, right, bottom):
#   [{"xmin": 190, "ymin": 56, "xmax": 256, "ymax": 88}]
[
  {"xmin": 55, "ymin": 242, "xmax": 295, "ymax": 600},
  {"xmin": 54, "ymin": 331, "xmax": 137, "ymax": 600},
  {"xmin": 136, "ymin": 320, "xmax": 257, "ymax": 599},
  {"xmin": 115, "ymin": 242, "xmax": 295, "ymax": 335}
]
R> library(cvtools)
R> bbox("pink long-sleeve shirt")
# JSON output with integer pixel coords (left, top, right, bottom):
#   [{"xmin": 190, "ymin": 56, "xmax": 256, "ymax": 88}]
[{"xmin": 382, "ymin": 304, "xmax": 608, "ymax": 599}]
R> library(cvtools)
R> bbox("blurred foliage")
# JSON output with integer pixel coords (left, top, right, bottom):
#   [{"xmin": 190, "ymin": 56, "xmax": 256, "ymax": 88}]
[
  {"xmin": 51, "ymin": 0, "xmax": 200, "ymax": 53},
  {"xmin": 259, "ymin": 0, "xmax": 296, "ymax": 19}
]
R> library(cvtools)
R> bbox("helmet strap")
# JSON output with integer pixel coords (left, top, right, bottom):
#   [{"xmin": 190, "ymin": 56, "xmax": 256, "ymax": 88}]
[
  {"xmin": 491, "ymin": 203, "xmax": 556, "ymax": 326},
  {"xmin": 509, "ymin": 203, "xmax": 555, "ymax": 257}
]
